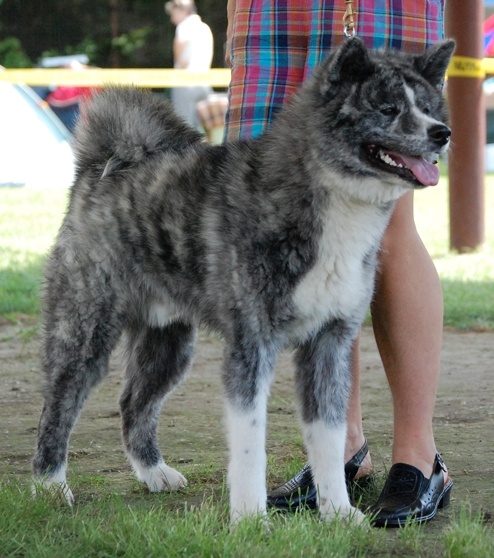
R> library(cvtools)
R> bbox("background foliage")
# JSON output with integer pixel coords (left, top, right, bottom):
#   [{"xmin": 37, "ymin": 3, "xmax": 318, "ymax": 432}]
[{"xmin": 0, "ymin": 0, "xmax": 228, "ymax": 69}]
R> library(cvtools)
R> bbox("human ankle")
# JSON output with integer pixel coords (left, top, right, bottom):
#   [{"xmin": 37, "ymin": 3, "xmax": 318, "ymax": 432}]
[
  {"xmin": 345, "ymin": 426, "xmax": 365, "ymax": 454},
  {"xmin": 391, "ymin": 446, "xmax": 447, "ymax": 479},
  {"xmin": 345, "ymin": 430, "xmax": 369, "ymax": 467}
]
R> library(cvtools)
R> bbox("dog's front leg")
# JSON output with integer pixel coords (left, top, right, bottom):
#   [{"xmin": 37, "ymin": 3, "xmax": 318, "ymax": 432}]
[
  {"xmin": 295, "ymin": 323, "xmax": 365, "ymax": 523},
  {"xmin": 226, "ymin": 401, "xmax": 268, "ymax": 524},
  {"xmin": 223, "ymin": 342, "xmax": 276, "ymax": 524},
  {"xmin": 302, "ymin": 420, "xmax": 358, "ymax": 520}
]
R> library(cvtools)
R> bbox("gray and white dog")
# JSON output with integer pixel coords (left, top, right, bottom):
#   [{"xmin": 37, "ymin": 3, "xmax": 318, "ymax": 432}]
[{"xmin": 33, "ymin": 38, "xmax": 454, "ymax": 524}]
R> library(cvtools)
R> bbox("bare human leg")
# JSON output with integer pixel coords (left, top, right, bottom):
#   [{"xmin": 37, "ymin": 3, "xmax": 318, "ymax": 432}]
[{"xmin": 370, "ymin": 191, "xmax": 446, "ymax": 479}]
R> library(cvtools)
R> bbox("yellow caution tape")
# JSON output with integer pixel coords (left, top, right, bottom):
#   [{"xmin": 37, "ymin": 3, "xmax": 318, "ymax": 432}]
[
  {"xmin": 2, "ymin": 58, "xmax": 494, "ymax": 87},
  {"xmin": 482, "ymin": 57, "xmax": 494, "ymax": 76},
  {"xmin": 0, "ymin": 68, "xmax": 232, "ymax": 88},
  {"xmin": 448, "ymin": 56, "xmax": 486, "ymax": 79}
]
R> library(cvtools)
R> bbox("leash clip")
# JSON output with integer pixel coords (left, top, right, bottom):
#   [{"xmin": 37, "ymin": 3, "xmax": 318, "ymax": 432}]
[{"xmin": 343, "ymin": 0, "xmax": 357, "ymax": 38}]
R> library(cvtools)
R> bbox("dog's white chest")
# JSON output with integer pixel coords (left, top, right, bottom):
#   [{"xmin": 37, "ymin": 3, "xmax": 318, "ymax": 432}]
[{"xmin": 290, "ymin": 201, "xmax": 387, "ymax": 338}]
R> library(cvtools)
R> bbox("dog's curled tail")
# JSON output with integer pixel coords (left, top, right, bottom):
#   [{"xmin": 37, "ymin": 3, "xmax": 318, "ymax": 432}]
[{"xmin": 73, "ymin": 86, "xmax": 203, "ymax": 177}]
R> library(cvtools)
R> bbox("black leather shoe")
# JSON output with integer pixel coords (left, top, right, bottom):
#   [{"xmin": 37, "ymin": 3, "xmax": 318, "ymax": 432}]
[
  {"xmin": 266, "ymin": 440, "xmax": 370, "ymax": 511},
  {"xmin": 369, "ymin": 453, "xmax": 453, "ymax": 527}
]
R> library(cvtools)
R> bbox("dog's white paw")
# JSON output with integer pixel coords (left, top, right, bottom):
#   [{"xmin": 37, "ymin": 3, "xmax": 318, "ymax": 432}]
[
  {"xmin": 32, "ymin": 476, "xmax": 75, "ymax": 506},
  {"xmin": 230, "ymin": 507, "xmax": 269, "ymax": 528},
  {"xmin": 132, "ymin": 460, "xmax": 187, "ymax": 492},
  {"xmin": 228, "ymin": 479, "xmax": 267, "ymax": 526},
  {"xmin": 320, "ymin": 503, "xmax": 366, "ymax": 525},
  {"xmin": 229, "ymin": 511, "xmax": 271, "ymax": 533}
]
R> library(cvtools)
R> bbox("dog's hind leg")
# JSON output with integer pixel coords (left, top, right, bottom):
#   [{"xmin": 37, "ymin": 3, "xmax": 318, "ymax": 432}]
[
  {"xmin": 222, "ymin": 338, "xmax": 277, "ymax": 524},
  {"xmin": 120, "ymin": 320, "xmax": 197, "ymax": 493},
  {"xmin": 33, "ymin": 279, "xmax": 124, "ymax": 503},
  {"xmin": 295, "ymin": 321, "xmax": 365, "ymax": 523}
]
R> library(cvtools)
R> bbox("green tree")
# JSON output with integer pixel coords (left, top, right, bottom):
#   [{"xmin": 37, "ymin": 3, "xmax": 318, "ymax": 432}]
[
  {"xmin": 0, "ymin": 36, "xmax": 32, "ymax": 67},
  {"xmin": 0, "ymin": 0, "xmax": 227, "ymax": 68}
]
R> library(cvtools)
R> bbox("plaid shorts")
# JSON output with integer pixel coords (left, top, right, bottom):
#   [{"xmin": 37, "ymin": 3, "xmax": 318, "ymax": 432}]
[{"xmin": 225, "ymin": 0, "xmax": 445, "ymax": 140}]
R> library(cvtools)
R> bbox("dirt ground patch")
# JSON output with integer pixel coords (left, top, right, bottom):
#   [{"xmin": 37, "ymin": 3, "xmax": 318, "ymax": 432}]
[{"xmin": 1, "ymin": 318, "xmax": 493, "ymax": 528}]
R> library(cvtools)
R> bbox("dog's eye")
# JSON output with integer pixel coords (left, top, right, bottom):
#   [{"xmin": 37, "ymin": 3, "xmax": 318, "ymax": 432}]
[
  {"xmin": 379, "ymin": 105, "xmax": 399, "ymax": 117},
  {"xmin": 422, "ymin": 106, "xmax": 431, "ymax": 115}
]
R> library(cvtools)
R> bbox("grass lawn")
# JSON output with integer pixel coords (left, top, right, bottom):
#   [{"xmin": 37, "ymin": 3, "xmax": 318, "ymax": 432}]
[{"xmin": 1, "ymin": 479, "xmax": 493, "ymax": 558}]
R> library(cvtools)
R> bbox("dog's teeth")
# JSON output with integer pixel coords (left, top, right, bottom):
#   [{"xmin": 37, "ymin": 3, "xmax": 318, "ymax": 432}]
[{"xmin": 378, "ymin": 150, "xmax": 403, "ymax": 168}]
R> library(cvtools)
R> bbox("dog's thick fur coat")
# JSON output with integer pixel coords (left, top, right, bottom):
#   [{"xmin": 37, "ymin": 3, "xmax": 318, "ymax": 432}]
[{"xmin": 33, "ymin": 38, "xmax": 454, "ymax": 523}]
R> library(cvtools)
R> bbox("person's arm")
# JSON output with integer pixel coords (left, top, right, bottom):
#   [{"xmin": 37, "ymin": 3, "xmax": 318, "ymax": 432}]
[
  {"xmin": 173, "ymin": 35, "xmax": 189, "ymax": 69},
  {"xmin": 225, "ymin": 0, "xmax": 236, "ymax": 67}
]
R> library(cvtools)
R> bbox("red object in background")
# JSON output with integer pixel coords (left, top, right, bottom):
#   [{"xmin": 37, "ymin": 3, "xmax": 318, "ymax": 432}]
[{"xmin": 46, "ymin": 86, "xmax": 93, "ymax": 108}]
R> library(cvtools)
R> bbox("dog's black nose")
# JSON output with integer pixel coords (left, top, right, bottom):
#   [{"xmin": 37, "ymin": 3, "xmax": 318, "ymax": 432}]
[{"xmin": 428, "ymin": 124, "xmax": 451, "ymax": 146}]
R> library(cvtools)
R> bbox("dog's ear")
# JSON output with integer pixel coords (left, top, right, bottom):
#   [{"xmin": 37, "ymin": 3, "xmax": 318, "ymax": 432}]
[
  {"xmin": 319, "ymin": 38, "xmax": 375, "ymax": 97},
  {"xmin": 413, "ymin": 40, "xmax": 456, "ymax": 89}
]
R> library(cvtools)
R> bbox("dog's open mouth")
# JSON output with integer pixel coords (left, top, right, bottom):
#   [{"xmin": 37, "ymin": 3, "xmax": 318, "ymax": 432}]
[{"xmin": 365, "ymin": 144, "xmax": 440, "ymax": 187}]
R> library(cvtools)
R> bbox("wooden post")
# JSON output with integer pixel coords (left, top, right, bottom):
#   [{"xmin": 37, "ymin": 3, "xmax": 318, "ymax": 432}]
[{"xmin": 446, "ymin": 0, "xmax": 485, "ymax": 252}]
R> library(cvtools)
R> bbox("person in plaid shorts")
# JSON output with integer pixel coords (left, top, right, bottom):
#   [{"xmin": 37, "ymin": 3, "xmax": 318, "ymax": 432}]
[{"xmin": 224, "ymin": 0, "xmax": 452, "ymax": 526}]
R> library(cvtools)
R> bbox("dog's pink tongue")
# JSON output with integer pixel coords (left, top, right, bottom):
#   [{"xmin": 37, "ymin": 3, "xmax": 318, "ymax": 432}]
[{"xmin": 398, "ymin": 154, "xmax": 440, "ymax": 186}]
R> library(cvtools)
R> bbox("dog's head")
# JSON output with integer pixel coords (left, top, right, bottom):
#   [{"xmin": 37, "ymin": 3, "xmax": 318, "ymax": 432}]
[{"xmin": 304, "ymin": 37, "xmax": 455, "ymax": 191}]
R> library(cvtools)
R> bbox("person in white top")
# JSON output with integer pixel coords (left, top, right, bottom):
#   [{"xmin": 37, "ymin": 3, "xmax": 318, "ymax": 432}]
[{"xmin": 165, "ymin": 0, "xmax": 214, "ymax": 128}]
